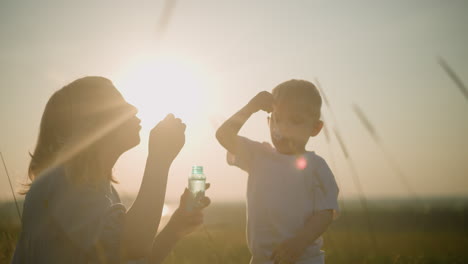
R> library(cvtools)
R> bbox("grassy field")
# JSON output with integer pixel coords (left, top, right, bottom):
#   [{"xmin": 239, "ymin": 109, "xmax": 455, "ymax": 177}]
[{"xmin": 1, "ymin": 198, "xmax": 467, "ymax": 264}]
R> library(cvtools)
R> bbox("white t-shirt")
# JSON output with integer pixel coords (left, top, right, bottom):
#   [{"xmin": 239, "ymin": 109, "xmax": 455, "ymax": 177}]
[{"xmin": 228, "ymin": 137, "xmax": 339, "ymax": 264}]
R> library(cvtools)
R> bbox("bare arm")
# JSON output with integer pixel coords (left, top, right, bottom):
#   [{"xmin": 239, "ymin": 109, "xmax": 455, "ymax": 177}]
[
  {"xmin": 148, "ymin": 187, "xmax": 211, "ymax": 264},
  {"xmin": 215, "ymin": 104, "xmax": 255, "ymax": 154},
  {"xmin": 271, "ymin": 210, "xmax": 334, "ymax": 264},
  {"xmin": 122, "ymin": 114, "xmax": 186, "ymax": 258},
  {"xmin": 147, "ymin": 225, "xmax": 179, "ymax": 264},
  {"xmin": 216, "ymin": 91, "xmax": 273, "ymax": 154}
]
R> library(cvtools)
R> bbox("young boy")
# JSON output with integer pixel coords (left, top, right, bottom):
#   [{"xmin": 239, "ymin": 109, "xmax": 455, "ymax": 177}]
[{"xmin": 216, "ymin": 79, "xmax": 339, "ymax": 264}]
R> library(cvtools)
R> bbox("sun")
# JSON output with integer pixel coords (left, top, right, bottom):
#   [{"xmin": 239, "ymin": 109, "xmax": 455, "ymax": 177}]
[{"xmin": 115, "ymin": 53, "xmax": 209, "ymax": 130}]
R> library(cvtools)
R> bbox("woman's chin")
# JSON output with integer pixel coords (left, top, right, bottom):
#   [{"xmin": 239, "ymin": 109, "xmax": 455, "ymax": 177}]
[{"xmin": 121, "ymin": 136, "xmax": 141, "ymax": 152}]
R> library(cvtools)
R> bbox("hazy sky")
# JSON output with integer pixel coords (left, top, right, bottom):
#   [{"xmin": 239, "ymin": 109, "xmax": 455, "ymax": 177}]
[{"xmin": 1, "ymin": 0, "xmax": 467, "ymax": 202}]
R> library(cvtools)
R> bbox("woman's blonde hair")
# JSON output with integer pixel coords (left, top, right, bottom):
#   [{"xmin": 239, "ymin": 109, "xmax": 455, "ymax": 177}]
[{"xmin": 25, "ymin": 76, "xmax": 123, "ymax": 193}]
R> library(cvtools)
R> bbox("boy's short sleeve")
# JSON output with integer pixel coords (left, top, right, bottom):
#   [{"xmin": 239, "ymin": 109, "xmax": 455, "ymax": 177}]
[
  {"xmin": 227, "ymin": 136, "xmax": 264, "ymax": 172},
  {"xmin": 311, "ymin": 157, "xmax": 340, "ymax": 218},
  {"xmin": 51, "ymin": 184, "xmax": 127, "ymax": 263}
]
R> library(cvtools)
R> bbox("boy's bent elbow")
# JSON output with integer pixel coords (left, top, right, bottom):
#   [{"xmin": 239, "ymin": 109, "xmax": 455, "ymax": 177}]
[
  {"xmin": 215, "ymin": 128, "xmax": 228, "ymax": 148},
  {"xmin": 215, "ymin": 128, "xmax": 223, "ymax": 144},
  {"xmin": 216, "ymin": 127, "xmax": 232, "ymax": 146},
  {"xmin": 318, "ymin": 210, "xmax": 334, "ymax": 225},
  {"xmin": 215, "ymin": 125, "xmax": 239, "ymax": 154}
]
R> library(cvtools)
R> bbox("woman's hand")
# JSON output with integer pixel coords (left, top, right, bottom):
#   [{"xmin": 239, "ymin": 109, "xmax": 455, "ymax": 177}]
[
  {"xmin": 148, "ymin": 114, "xmax": 186, "ymax": 163},
  {"xmin": 164, "ymin": 184, "xmax": 211, "ymax": 239}
]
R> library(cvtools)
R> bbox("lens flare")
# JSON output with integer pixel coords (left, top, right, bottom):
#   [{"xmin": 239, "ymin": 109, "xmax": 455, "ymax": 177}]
[{"xmin": 296, "ymin": 156, "xmax": 307, "ymax": 170}]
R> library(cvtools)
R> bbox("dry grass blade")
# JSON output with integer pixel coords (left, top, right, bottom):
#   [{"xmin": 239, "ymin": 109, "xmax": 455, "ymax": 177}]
[
  {"xmin": 322, "ymin": 119, "xmax": 331, "ymax": 143},
  {"xmin": 352, "ymin": 104, "xmax": 378, "ymax": 141},
  {"xmin": 155, "ymin": 0, "xmax": 178, "ymax": 42},
  {"xmin": 437, "ymin": 56, "xmax": 468, "ymax": 103},
  {"xmin": 332, "ymin": 129, "xmax": 379, "ymax": 251},
  {"xmin": 352, "ymin": 104, "xmax": 422, "ymax": 204},
  {"xmin": 1, "ymin": 152, "xmax": 22, "ymax": 222},
  {"xmin": 315, "ymin": 78, "xmax": 333, "ymax": 110},
  {"xmin": 333, "ymin": 128, "xmax": 349, "ymax": 159},
  {"xmin": 315, "ymin": 78, "xmax": 378, "ymax": 251}
]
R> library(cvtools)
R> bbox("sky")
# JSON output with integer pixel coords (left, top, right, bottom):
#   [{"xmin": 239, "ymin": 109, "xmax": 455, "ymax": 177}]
[{"xmin": 1, "ymin": 0, "xmax": 467, "ymax": 202}]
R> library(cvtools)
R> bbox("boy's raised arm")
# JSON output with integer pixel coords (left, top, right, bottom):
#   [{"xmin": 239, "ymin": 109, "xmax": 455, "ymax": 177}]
[{"xmin": 216, "ymin": 91, "xmax": 273, "ymax": 154}]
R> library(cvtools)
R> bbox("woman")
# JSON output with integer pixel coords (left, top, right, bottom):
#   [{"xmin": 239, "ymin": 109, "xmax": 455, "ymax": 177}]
[{"xmin": 12, "ymin": 76, "xmax": 210, "ymax": 263}]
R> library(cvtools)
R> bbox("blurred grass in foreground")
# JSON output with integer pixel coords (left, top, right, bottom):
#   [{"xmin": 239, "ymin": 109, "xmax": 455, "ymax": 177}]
[{"xmin": 1, "ymin": 198, "xmax": 467, "ymax": 264}]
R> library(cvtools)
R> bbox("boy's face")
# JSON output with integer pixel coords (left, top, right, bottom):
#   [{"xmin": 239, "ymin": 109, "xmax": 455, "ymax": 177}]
[{"xmin": 269, "ymin": 101, "xmax": 323, "ymax": 154}]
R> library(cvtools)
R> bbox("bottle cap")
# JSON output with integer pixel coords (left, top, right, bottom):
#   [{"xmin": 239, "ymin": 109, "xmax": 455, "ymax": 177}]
[{"xmin": 191, "ymin": 165, "xmax": 204, "ymax": 175}]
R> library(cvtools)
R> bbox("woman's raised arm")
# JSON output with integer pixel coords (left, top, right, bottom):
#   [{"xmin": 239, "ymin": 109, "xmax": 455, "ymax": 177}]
[{"xmin": 122, "ymin": 114, "xmax": 186, "ymax": 258}]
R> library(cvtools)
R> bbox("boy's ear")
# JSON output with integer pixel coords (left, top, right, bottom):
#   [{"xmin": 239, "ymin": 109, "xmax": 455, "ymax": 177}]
[{"xmin": 310, "ymin": 120, "xmax": 323, "ymax": 137}]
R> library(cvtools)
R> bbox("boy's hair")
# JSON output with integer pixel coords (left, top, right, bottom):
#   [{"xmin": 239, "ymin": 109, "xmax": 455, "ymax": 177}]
[{"xmin": 272, "ymin": 79, "xmax": 322, "ymax": 120}]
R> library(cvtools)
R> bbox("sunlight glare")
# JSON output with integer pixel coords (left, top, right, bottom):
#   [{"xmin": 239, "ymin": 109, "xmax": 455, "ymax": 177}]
[
  {"xmin": 116, "ymin": 54, "xmax": 208, "ymax": 130},
  {"xmin": 162, "ymin": 203, "xmax": 172, "ymax": 217}
]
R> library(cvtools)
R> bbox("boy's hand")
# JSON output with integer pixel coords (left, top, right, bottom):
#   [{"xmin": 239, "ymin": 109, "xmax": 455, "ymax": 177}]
[
  {"xmin": 247, "ymin": 91, "xmax": 273, "ymax": 113},
  {"xmin": 149, "ymin": 114, "xmax": 186, "ymax": 163},
  {"xmin": 271, "ymin": 236, "xmax": 308, "ymax": 264}
]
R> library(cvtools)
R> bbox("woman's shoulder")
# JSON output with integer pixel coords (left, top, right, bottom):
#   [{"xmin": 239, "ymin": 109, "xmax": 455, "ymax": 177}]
[
  {"xmin": 25, "ymin": 167, "xmax": 66, "ymax": 202},
  {"xmin": 26, "ymin": 167, "xmax": 116, "ymax": 217},
  {"xmin": 21, "ymin": 167, "xmax": 67, "ymax": 227}
]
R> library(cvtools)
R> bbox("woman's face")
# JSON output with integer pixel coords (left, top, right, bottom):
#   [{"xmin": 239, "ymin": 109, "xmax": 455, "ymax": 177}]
[{"xmin": 96, "ymin": 85, "xmax": 142, "ymax": 156}]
